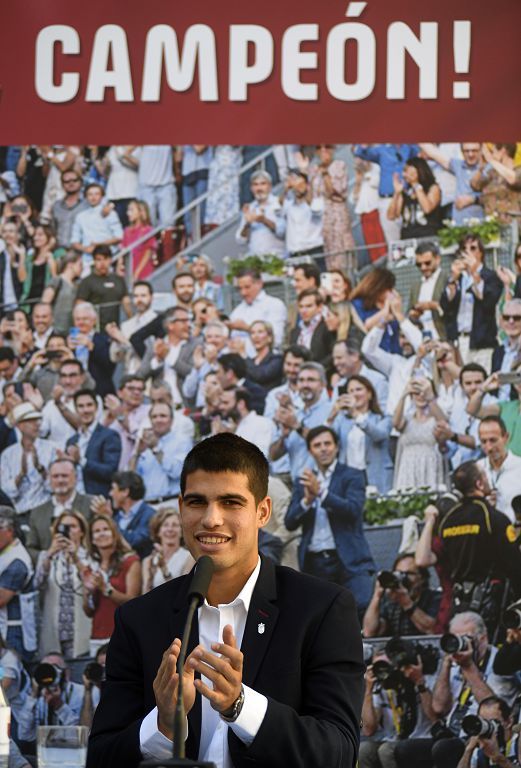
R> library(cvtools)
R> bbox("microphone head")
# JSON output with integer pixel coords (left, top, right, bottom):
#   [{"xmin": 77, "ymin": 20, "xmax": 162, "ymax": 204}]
[{"xmin": 188, "ymin": 556, "xmax": 214, "ymax": 606}]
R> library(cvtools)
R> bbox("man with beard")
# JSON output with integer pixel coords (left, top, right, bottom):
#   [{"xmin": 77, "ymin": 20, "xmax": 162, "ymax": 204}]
[
  {"xmin": 269, "ymin": 362, "xmax": 331, "ymax": 481},
  {"xmin": 235, "ymin": 171, "xmax": 286, "ymax": 256},
  {"xmin": 106, "ymin": 281, "xmax": 158, "ymax": 375},
  {"xmin": 215, "ymin": 388, "xmax": 274, "ymax": 458}
]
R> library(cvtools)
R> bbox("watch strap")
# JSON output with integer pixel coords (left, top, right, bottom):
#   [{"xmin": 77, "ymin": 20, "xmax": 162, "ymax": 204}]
[{"xmin": 220, "ymin": 685, "xmax": 245, "ymax": 723}]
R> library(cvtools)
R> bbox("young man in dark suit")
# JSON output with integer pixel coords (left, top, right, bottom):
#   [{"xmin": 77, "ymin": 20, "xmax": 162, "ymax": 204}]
[
  {"xmin": 65, "ymin": 389, "xmax": 121, "ymax": 496},
  {"xmin": 289, "ymin": 288, "xmax": 337, "ymax": 371},
  {"xmin": 87, "ymin": 433, "xmax": 363, "ymax": 768},
  {"xmin": 285, "ymin": 425, "xmax": 375, "ymax": 621},
  {"xmin": 408, "ymin": 241, "xmax": 448, "ymax": 340}
]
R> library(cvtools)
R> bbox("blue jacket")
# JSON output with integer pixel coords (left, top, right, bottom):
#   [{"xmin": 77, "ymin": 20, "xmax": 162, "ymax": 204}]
[
  {"xmin": 285, "ymin": 461, "xmax": 374, "ymax": 577},
  {"xmin": 332, "ymin": 411, "xmax": 393, "ymax": 493},
  {"xmin": 114, "ymin": 501, "xmax": 155, "ymax": 558},
  {"xmin": 67, "ymin": 424, "xmax": 121, "ymax": 496}
]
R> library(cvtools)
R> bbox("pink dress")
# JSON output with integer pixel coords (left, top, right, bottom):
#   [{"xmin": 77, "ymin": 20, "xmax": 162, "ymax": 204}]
[
  {"xmin": 122, "ymin": 224, "xmax": 158, "ymax": 279},
  {"xmin": 310, "ymin": 159, "xmax": 354, "ymax": 270}
]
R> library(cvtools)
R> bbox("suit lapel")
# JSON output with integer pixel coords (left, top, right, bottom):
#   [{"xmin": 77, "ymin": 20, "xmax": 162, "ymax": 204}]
[{"xmin": 241, "ymin": 557, "xmax": 279, "ymax": 687}]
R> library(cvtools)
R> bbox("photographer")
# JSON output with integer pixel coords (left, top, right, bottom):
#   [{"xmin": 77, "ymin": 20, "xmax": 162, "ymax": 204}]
[
  {"xmin": 394, "ymin": 612, "xmax": 505, "ymax": 768},
  {"xmin": 24, "ymin": 333, "xmax": 73, "ymax": 402},
  {"xmin": 80, "ymin": 643, "xmax": 107, "ymax": 729},
  {"xmin": 493, "ymin": 624, "xmax": 521, "ymax": 677},
  {"xmin": 17, "ymin": 652, "xmax": 89, "ymax": 748},
  {"xmin": 360, "ymin": 643, "xmax": 438, "ymax": 768},
  {"xmin": 456, "ymin": 696, "xmax": 518, "ymax": 768},
  {"xmin": 363, "ymin": 553, "xmax": 440, "ymax": 637}
]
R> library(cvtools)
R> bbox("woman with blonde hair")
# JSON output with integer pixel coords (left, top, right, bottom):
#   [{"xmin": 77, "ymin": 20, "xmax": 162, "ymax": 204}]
[
  {"xmin": 142, "ymin": 507, "xmax": 194, "ymax": 593},
  {"xmin": 245, "ymin": 320, "xmax": 284, "ymax": 391},
  {"xmin": 121, "ymin": 198, "xmax": 158, "ymax": 279},
  {"xmin": 35, "ymin": 511, "xmax": 92, "ymax": 658},
  {"xmin": 81, "ymin": 514, "xmax": 141, "ymax": 654}
]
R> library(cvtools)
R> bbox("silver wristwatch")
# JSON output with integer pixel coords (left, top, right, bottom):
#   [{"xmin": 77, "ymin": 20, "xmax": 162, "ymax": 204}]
[{"xmin": 220, "ymin": 686, "xmax": 245, "ymax": 723}]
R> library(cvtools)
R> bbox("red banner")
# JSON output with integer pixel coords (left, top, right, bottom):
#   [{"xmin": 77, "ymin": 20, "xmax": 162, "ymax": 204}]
[{"xmin": 0, "ymin": 0, "xmax": 519, "ymax": 143}]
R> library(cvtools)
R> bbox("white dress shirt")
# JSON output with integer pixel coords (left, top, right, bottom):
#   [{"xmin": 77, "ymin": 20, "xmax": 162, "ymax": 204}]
[
  {"xmin": 0, "ymin": 438, "xmax": 55, "ymax": 514},
  {"xmin": 283, "ymin": 195, "xmax": 324, "ymax": 254},
  {"xmin": 140, "ymin": 558, "xmax": 268, "ymax": 767},
  {"xmin": 235, "ymin": 194, "xmax": 286, "ymax": 256},
  {"xmin": 230, "ymin": 290, "xmax": 287, "ymax": 356},
  {"xmin": 235, "ymin": 411, "xmax": 274, "ymax": 458},
  {"xmin": 306, "ymin": 460, "xmax": 337, "ymax": 552},
  {"xmin": 478, "ymin": 451, "xmax": 521, "ymax": 523},
  {"xmin": 417, "ymin": 267, "xmax": 441, "ymax": 338}
]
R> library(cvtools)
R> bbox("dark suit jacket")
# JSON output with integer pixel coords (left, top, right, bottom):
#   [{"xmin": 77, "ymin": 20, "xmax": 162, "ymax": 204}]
[
  {"xmin": 114, "ymin": 501, "xmax": 156, "ymax": 558},
  {"xmin": 26, "ymin": 493, "xmax": 93, "ymax": 563},
  {"xmin": 408, "ymin": 268, "xmax": 449, "ymax": 340},
  {"xmin": 67, "ymin": 424, "xmax": 122, "ymax": 496},
  {"xmin": 89, "ymin": 332, "xmax": 116, "ymax": 397},
  {"xmin": 285, "ymin": 462, "xmax": 374, "ymax": 577},
  {"xmin": 440, "ymin": 267, "xmax": 502, "ymax": 349},
  {"xmin": 87, "ymin": 557, "xmax": 364, "ymax": 768},
  {"xmin": 289, "ymin": 319, "xmax": 336, "ymax": 370}
]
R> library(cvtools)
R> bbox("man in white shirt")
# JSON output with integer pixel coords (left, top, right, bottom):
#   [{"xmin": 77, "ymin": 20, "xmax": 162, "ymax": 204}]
[
  {"xmin": 70, "ymin": 183, "xmax": 123, "ymax": 272},
  {"xmin": 331, "ymin": 339, "xmax": 388, "ymax": 412},
  {"xmin": 228, "ymin": 269, "xmax": 287, "ymax": 356},
  {"xmin": 216, "ymin": 388, "xmax": 274, "ymax": 458},
  {"xmin": 477, "ymin": 415, "xmax": 521, "ymax": 522},
  {"xmin": 0, "ymin": 402, "xmax": 55, "ymax": 523},
  {"xmin": 32, "ymin": 303, "xmax": 54, "ymax": 350},
  {"xmin": 88, "ymin": 433, "xmax": 363, "ymax": 768},
  {"xmin": 235, "ymin": 171, "xmax": 286, "ymax": 256},
  {"xmin": 282, "ymin": 170, "xmax": 324, "ymax": 260},
  {"xmin": 106, "ymin": 281, "xmax": 158, "ymax": 374},
  {"xmin": 408, "ymin": 242, "xmax": 448, "ymax": 340}
]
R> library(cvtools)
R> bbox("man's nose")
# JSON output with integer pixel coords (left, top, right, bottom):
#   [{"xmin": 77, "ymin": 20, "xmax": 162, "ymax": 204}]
[{"xmin": 201, "ymin": 503, "xmax": 224, "ymax": 527}]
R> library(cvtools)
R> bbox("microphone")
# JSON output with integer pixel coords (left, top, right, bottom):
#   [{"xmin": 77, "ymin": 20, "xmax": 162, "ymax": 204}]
[
  {"xmin": 187, "ymin": 555, "xmax": 214, "ymax": 607},
  {"xmin": 140, "ymin": 555, "xmax": 216, "ymax": 768}
]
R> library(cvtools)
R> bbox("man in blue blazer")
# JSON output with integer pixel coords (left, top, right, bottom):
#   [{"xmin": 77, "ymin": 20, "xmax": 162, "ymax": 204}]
[
  {"xmin": 109, "ymin": 471, "xmax": 155, "ymax": 558},
  {"xmin": 65, "ymin": 388, "xmax": 121, "ymax": 496},
  {"xmin": 285, "ymin": 425, "xmax": 375, "ymax": 620}
]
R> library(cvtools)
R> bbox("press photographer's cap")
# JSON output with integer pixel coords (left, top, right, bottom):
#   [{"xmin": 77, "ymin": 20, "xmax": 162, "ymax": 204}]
[{"xmin": 12, "ymin": 402, "xmax": 42, "ymax": 424}]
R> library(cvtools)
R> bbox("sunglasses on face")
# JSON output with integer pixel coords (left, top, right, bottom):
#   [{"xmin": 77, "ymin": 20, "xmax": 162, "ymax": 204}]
[{"xmin": 502, "ymin": 315, "xmax": 521, "ymax": 322}]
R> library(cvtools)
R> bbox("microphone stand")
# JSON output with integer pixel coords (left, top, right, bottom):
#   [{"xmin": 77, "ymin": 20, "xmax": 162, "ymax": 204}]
[{"xmin": 140, "ymin": 556, "xmax": 216, "ymax": 768}]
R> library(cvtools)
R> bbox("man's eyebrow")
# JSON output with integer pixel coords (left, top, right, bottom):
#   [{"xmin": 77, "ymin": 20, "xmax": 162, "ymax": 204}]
[{"xmin": 182, "ymin": 493, "xmax": 248, "ymax": 503}]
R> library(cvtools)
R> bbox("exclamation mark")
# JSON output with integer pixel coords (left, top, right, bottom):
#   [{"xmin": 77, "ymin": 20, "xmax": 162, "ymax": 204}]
[{"xmin": 453, "ymin": 21, "xmax": 471, "ymax": 99}]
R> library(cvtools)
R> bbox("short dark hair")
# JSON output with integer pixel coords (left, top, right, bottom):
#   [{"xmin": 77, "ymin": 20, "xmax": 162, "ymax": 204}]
[
  {"xmin": 172, "ymin": 271, "xmax": 195, "ymax": 288},
  {"xmin": 218, "ymin": 353, "xmax": 246, "ymax": 381},
  {"xmin": 85, "ymin": 182, "xmax": 104, "ymax": 195},
  {"xmin": 118, "ymin": 374, "xmax": 145, "ymax": 390},
  {"xmin": 59, "ymin": 358, "xmax": 83, "ymax": 374},
  {"xmin": 73, "ymin": 388, "xmax": 97, "ymax": 406},
  {"xmin": 294, "ymin": 263, "xmax": 321, "ymax": 286},
  {"xmin": 415, "ymin": 241, "xmax": 439, "ymax": 257},
  {"xmin": 112, "ymin": 471, "xmax": 145, "ymax": 501},
  {"xmin": 306, "ymin": 425, "xmax": 339, "ymax": 449},
  {"xmin": 495, "ymin": 143, "xmax": 517, "ymax": 159},
  {"xmin": 236, "ymin": 268, "xmax": 262, "ymax": 282},
  {"xmin": 235, "ymin": 387, "xmax": 252, "ymax": 411},
  {"xmin": 452, "ymin": 461, "xmax": 483, "ymax": 496},
  {"xmin": 0, "ymin": 348, "xmax": 16, "ymax": 363},
  {"xmin": 297, "ymin": 288, "xmax": 323, "ymax": 305},
  {"xmin": 478, "ymin": 695, "xmax": 511, "ymax": 721},
  {"xmin": 459, "ymin": 362, "xmax": 487, "ymax": 385},
  {"xmin": 46, "ymin": 332, "xmax": 67, "ymax": 347},
  {"xmin": 283, "ymin": 345, "xmax": 311, "ymax": 363},
  {"xmin": 479, "ymin": 414, "xmax": 508, "ymax": 435},
  {"xmin": 93, "ymin": 244, "xmax": 112, "ymax": 259},
  {"xmin": 133, "ymin": 280, "xmax": 153, "ymax": 294},
  {"xmin": 180, "ymin": 433, "xmax": 269, "ymax": 504}
]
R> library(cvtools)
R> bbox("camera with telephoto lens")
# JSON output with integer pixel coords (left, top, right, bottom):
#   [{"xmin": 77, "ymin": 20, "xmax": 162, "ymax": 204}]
[
  {"xmin": 84, "ymin": 661, "xmax": 105, "ymax": 686},
  {"xmin": 440, "ymin": 633, "xmax": 473, "ymax": 654},
  {"xmin": 371, "ymin": 660, "xmax": 405, "ymax": 691},
  {"xmin": 386, "ymin": 637, "xmax": 439, "ymax": 675},
  {"xmin": 33, "ymin": 663, "xmax": 65, "ymax": 695},
  {"xmin": 377, "ymin": 570, "xmax": 410, "ymax": 590},
  {"xmin": 56, "ymin": 523, "xmax": 70, "ymax": 539},
  {"xmin": 502, "ymin": 600, "xmax": 521, "ymax": 630},
  {"xmin": 431, "ymin": 719, "xmax": 457, "ymax": 741},
  {"xmin": 462, "ymin": 715, "xmax": 505, "ymax": 748}
]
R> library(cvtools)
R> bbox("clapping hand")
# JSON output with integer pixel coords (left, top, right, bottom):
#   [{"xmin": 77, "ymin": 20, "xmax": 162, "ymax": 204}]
[
  {"xmin": 300, "ymin": 467, "xmax": 321, "ymax": 504},
  {"xmin": 189, "ymin": 625, "xmax": 244, "ymax": 714}
]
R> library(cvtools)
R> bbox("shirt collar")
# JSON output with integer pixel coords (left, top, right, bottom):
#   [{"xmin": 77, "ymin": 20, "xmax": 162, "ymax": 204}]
[
  {"xmin": 120, "ymin": 500, "xmax": 142, "ymax": 519},
  {"xmin": 317, "ymin": 459, "xmax": 338, "ymax": 481}
]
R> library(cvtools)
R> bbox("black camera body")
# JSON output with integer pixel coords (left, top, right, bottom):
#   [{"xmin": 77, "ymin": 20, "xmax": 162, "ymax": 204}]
[
  {"xmin": 371, "ymin": 638, "xmax": 439, "ymax": 691},
  {"xmin": 33, "ymin": 662, "xmax": 65, "ymax": 695},
  {"xmin": 502, "ymin": 600, "xmax": 521, "ymax": 630},
  {"xmin": 84, "ymin": 661, "xmax": 105, "ymax": 686},
  {"xmin": 378, "ymin": 570, "xmax": 410, "ymax": 590}
]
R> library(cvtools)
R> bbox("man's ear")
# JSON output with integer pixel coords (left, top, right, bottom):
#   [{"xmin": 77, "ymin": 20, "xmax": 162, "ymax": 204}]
[{"xmin": 257, "ymin": 496, "xmax": 272, "ymax": 529}]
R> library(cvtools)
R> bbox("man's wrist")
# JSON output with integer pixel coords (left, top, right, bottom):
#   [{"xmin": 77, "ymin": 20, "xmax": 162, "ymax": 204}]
[{"xmin": 220, "ymin": 685, "xmax": 245, "ymax": 723}]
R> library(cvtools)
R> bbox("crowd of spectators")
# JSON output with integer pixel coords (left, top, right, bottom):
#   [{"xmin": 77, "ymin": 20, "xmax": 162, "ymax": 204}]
[{"xmin": 0, "ymin": 141, "xmax": 520, "ymax": 767}]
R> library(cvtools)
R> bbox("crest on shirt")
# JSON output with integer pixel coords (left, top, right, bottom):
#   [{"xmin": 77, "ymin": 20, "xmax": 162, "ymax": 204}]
[{"xmin": 257, "ymin": 622, "xmax": 265, "ymax": 635}]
